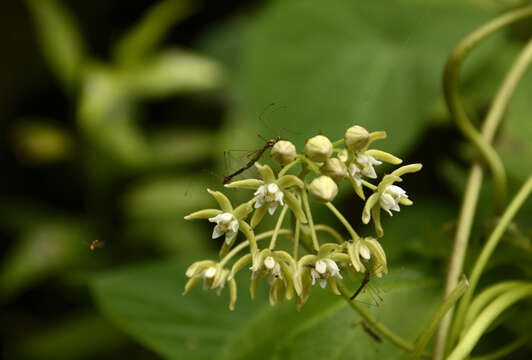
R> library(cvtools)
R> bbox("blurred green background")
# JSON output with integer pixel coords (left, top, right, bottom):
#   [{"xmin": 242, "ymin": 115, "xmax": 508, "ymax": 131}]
[{"xmin": 1, "ymin": 0, "xmax": 531, "ymax": 359}]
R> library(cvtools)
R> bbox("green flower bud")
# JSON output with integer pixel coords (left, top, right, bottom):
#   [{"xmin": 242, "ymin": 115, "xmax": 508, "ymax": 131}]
[
  {"xmin": 309, "ymin": 176, "xmax": 338, "ymax": 202},
  {"xmin": 344, "ymin": 125, "xmax": 369, "ymax": 152},
  {"xmin": 304, "ymin": 135, "xmax": 332, "ymax": 162},
  {"xmin": 320, "ymin": 158, "xmax": 347, "ymax": 184},
  {"xmin": 270, "ymin": 140, "xmax": 296, "ymax": 165}
]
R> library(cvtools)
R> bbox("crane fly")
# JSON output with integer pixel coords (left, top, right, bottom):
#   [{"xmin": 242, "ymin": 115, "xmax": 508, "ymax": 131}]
[{"xmin": 222, "ymin": 135, "xmax": 281, "ymax": 184}]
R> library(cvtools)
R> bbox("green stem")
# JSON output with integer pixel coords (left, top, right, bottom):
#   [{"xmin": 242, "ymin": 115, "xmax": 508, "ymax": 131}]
[
  {"xmin": 332, "ymin": 139, "xmax": 344, "ymax": 147},
  {"xmin": 434, "ymin": 9, "xmax": 532, "ymax": 358},
  {"xmin": 450, "ymin": 175, "xmax": 532, "ymax": 346},
  {"xmin": 269, "ymin": 205, "xmax": 289, "ymax": 250},
  {"xmin": 297, "ymin": 154, "xmax": 321, "ymax": 174},
  {"xmin": 447, "ymin": 285, "xmax": 532, "ymax": 360},
  {"xmin": 314, "ymin": 224, "xmax": 345, "ymax": 243},
  {"xmin": 412, "ymin": 276, "xmax": 468, "ymax": 359},
  {"xmin": 293, "ymin": 219, "xmax": 301, "ymax": 259},
  {"xmin": 462, "ymin": 281, "xmax": 525, "ymax": 334},
  {"xmin": 278, "ymin": 158, "xmax": 301, "ymax": 177},
  {"xmin": 219, "ymin": 229, "xmax": 292, "ymax": 267},
  {"xmin": 301, "ymin": 190, "xmax": 320, "ymax": 251},
  {"xmin": 443, "ymin": 6, "xmax": 532, "ymax": 211},
  {"xmin": 337, "ymin": 280, "xmax": 423, "ymax": 355},
  {"xmin": 361, "ymin": 179, "xmax": 377, "ymax": 191},
  {"xmin": 325, "ymin": 202, "xmax": 359, "ymax": 240}
]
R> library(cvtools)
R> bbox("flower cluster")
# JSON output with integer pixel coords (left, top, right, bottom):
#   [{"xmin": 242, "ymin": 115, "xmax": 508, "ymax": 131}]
[{"xmin": 183, "ymin": 125, "xmax": 421, "ymax": 310}]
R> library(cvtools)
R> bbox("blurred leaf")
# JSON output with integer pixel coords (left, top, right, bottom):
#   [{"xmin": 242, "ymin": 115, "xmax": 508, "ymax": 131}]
[
  {"xmin": 91, "ymin": 260, "xmax": 440, "ymax": 360},
  {"xmin": 0, "ymin": 220, "xmax": 92, "ymax": 299},
  {"xmin": 124, "ymin": 49, "xmax": 224, "ymax": 99},
  {"xmin": 114, "ymin": 0, "xmax": 193, "ymax": 65},
  {"xmin": 26, "ymin": 0, "xmax": 85, "ymax": 92},
  {"xmin": 497, "ymin": 67, "xmax": 532, "ymax": 184},
  {"xmin": 148, "ymin": 128, "xmax": 216, "ymax": 167},
  {"xmin": 14, "ymin": 313, "xmax": 127, "ymax": 360},
  {"xmin": 123, "ymin": 176, "xmax": 213, "ymax": 218},
  {"xmin": 12, "ymin": 118, "xmax": 75, "ymax": 164},
  {"xmin": 238, "ymin": 0, "xmax": 496, "ymax": 156},
  {"xmin": 78, "ymin": 66, "xmax": 148, "ymax": 167}
]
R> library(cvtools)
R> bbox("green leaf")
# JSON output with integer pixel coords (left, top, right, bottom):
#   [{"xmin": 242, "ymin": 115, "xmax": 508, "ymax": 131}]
[
  {"xmin": 26, "ymin": 0, "xmax": 85, "ymax": 92},
  {"xmin": 239, "ymin": 0, "xmax": 495, "ymax": 156},
  {"xmin": 91, "ymin": 260, "xmax": 441, "ymax": 360},
  {"xmin": 123, "ymin": 49, "xmax": 223, "ymax": 99},
  {"xmin": 114, "ymin": 0, "xmax": 193, "ymax": 64}
]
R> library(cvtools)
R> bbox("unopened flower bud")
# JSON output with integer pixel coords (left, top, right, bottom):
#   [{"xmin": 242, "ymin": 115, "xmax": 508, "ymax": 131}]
[
  {"xmin": 309, "ymin": 176, "xmax": 338, "ymax": 202},
  {"xmin": 304, "ymin": 135, "xmax": 332, "ymax": 162},
  {"xmin": 320, "ymin": 158, "xmax": 347, "ymax": 183},
  {"xmin": 344, "ymin": 125, "xmax": 369, "ymax": 152},
  {"xmin": 270, "ymin": 140, "xmax": 296, "ymax": 165}
]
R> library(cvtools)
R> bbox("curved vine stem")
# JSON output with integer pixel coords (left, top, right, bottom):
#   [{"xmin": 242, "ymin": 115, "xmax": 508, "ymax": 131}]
[
  {"xmin": 443, "ymin": 6, "xmax": 532, "ymax": 211},
  {"xmin": 434, "ymin": 7, "xmax": 532, "ymax": 359},
  {"xmin": 449, "ymin": 175, "xmax": 532, "ymax": 348},
  {"xmin": 325, "ymin": 201, "xmax": 360, "ymax": 240},
  {"xmin": 314, "ymin": 224, "xmax": 346, "ymax": 243}
]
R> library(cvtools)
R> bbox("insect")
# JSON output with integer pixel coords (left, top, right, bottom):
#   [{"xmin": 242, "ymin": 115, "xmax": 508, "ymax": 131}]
[
  {"xmin": 222, "ymin": 135, "xmax": 281, "ymax": 184},
  {"xmin": 361, "ymin": 321, "xmax": 382, "ymax": 343},
  {"xmin": 350, "ymin": 271, "xmax": 370, "ymax": 300},
  {"xmin": 89, "ymin": 239, "xmax": 105, "ymax": 251}
]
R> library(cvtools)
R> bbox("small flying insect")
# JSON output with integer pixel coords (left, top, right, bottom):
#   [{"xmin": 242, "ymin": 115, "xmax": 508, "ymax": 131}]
[
  {"xmin": 222, "ymin": 135, "xmax": 281, "ymax": 184},
  {"xmin": 350, "ymin": 271, "xmax": 370, "ymax": 300},
  {"xmin": 361, "ymin": 321, "xmax": 382, "ymax": 343},
  {"xmin": 90, "ymin": 239, "xmax": 105, "ymax": 251}
]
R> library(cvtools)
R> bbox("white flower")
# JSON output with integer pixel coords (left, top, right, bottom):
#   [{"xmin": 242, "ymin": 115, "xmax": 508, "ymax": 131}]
[
  {"xmin": 310, "ymin": 259, "xmax": 343, "ymax": 288},
  {"xmin": 251, "ymin": 256, "xmax": 283, "ymax": 284},
  {"xmin": 348, "ymin": 153, "xmax": 382, "ymax": 186},
  {"xmin": 208, "ymin": 212, "xmax": 239, "ymax": 244},
  {"xmin": 254, "ymin": 183, "xmax": 284, "ymax": 215},
  {"xmin": 193, "ymin": 266, "xmax": 223, "ymax": 291},
  {"xmin": 380, "ymin": 184, "xmax": 408, "ymax": 216}
]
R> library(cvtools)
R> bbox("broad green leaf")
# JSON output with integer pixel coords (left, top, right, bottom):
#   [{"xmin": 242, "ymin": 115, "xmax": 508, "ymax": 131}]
[
  {"xmin": 123, "ymin": 49, "xmax": 223, "ymax": 99},
  {"xmin": 91, "ymin": 260, "xmax": 441, "ymax": 360},
  {"xmin": 26, "ymin": 0, "xmax": 85, "ymax": 92},
  {"xmin": 238, "ymin": 0, "xmax": 496, "ymax": 156},
  {"xmin": 114, "ymin": 0, "xmax": 193, "ymax": 64}
]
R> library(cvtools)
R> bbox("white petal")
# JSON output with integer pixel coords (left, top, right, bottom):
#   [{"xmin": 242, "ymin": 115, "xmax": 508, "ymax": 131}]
[
  {"xmin": 267, "ymin": 183, "xmax": 280, "ymax": 194},
  {"xmin": 255, "ymin": 198, "xmax": 264, "ymax": 208},
  {"xmin": 359, "ymin": 244, "xmax": 371, "ymax": 260},
  {"xmin": 264, "ymin": 256, "xmax": 275, "ymax": 269},
  {"xmin": 388, "ymin": 185, "xmax": 406, "ymax": 197},
  {"xmin": 229, "ymin": 220, "xmax": 239, "ymax": 232},
  {"xmin": 208, "ymin": 214, "xmax": 222, "ymax": 223},
  {"xmin": 254, "ymin": 185, "xmax": 266, "ymax": 196},
  {"xmin": 225, "ymin": 231, "xmax": 236, "ymax": 244},
  {"xmin": 325, "ymin": 259, "xmax": 339, "ymax": 273},
  {"xmin": 319, "ymin": 279, "xmax": 327, "ymax": 288},
  {"xmin": 349, "ymin": 163, "xmax": 360, "ymax": 178},
  {"xmin": 219, "ymin": 212, "xmax": 234, "ymax": 223},
  {"xmin": 315, "ymin": 260, "xmax": 327, "ymax": 274},
  {"xmin": 335, "ymin": 272, "xmax": 343, "ymax": 280},
  {"xmin": 212, "ymin": 225, "xmax": 224, "ymax": 239},
  {"xmin": 380, "ymin": 193, "xmax": 396, "ymax": 212},
  {"xmin": 267, "ymin": 203, "xmax": 278, "ymax": 215},
  {"xmin": 204, "ymin": 267, "xmax": 217, "ymax": 278}
]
